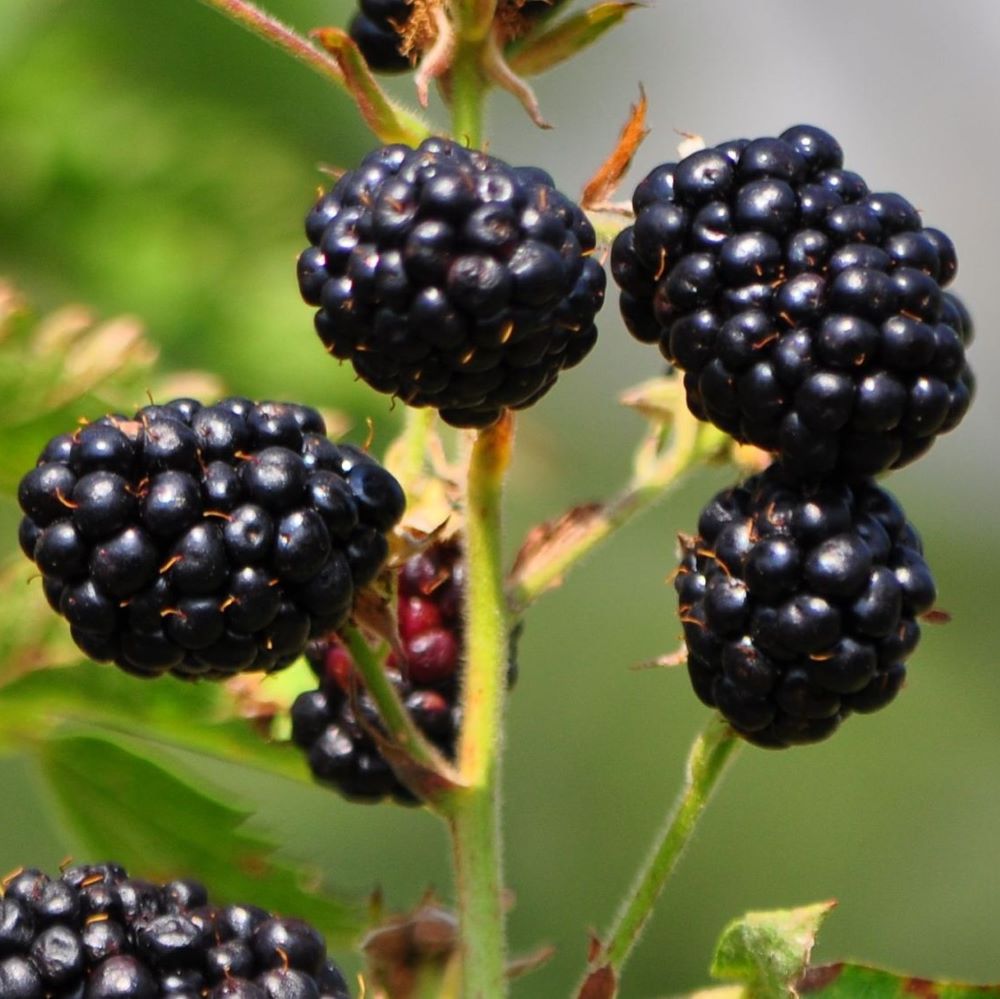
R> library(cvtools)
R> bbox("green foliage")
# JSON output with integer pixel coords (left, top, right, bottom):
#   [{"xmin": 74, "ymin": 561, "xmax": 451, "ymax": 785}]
[
  {"xmin": 0, "ymin": 659, "xmax": 309, "ymax": 781},
  {"xmin": 703, "ymin": 902, "xmax": 1000, "ymax": 999},
  {"xmin": 709, "ymin": 902, "xmax": 834, "ymax": 998},
  {"xmin": 38, "ymin": 734, "xmax": 366, "ymax": 944}
]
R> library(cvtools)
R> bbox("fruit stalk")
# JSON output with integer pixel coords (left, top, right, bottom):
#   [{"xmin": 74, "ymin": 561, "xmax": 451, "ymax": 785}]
[
  {"xmin": 340, "ymin": 624, "xmax": 454, "ymax": 781},
  {"xmin": 447, "ymin": 414, "xmax": 514, "ymax": 998},
  {"xmin": 580, "ymin": 715, "xmax": 742, "ymax": 994}
]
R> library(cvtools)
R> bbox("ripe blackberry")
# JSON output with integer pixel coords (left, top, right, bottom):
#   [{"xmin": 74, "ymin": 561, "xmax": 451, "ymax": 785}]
[
  {"xmin": 0, "ymin": 863, "xmax": 351, "ymax": 998},
  {"xmin": 349, "ymin": 0, "xmax": 412, "ymax": 74},
  {"xmin": 612, "ymin": 125, "xmax": 974, "ymax": 478},
  {"xmin": 677, "ymin": 464, "xmax": 935, "ymax": 747},
  {"xmin": 291, "ymin": 539, "xmax": 520, "ymax": 804},
  {"xmin": 17, "ymin": 400, "xmax": 405, "ymax": 681},
  {"xmin": 297, "ymin": 137, "xmax": 605, "ymax": 428}
]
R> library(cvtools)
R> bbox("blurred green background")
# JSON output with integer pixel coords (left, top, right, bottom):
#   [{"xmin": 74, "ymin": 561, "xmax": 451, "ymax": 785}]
[{"xmin": 2, "ymin": 1, "xmax": 1000, "ymax": 995}]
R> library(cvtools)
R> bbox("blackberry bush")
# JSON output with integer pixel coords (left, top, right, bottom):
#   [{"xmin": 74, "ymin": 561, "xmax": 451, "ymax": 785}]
[
  {"xmin": 677, "ymin": 464, "xmax": 935, "ymax": 747},
  {"xmin": 3, "ymin": 4, "xmax": 985, "ymax": 999},
  {"xmin": 292, "ymin": 538, "xmax": 519, "ymax": 804},
  {"xmin": 297, "ymin": 136, "xmax": 606, "ymax": 427},
  {"xmin": 17, "ymin": 398, "xmax": 405, "ymax": 680},
  {"xmin": 0, "ymin": 862, "xmax": 351, "ymax": 998},
  {"xmin": 612, "ymin": 125, "xmax": 974, "ymax": 478}
]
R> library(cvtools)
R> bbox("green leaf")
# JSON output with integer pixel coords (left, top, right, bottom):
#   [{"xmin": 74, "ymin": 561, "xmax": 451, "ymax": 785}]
[
  {"xmin": 507, "ymin": 3, "xmax": 640, "ymax": 77},
  {"xmin": 37, "ymin": 734, "xmax": 366, "ymax": 945},
  {"xmin": 798, "ymin": 963, "xmax": 1000, "ymax": 997},
  {"xmin": 0, "ymin": 660, "xmax": 311, "ymax": 784},
  {"xmin": 710, "ymin": 901, "xmax": 836, "ymax": 997}
]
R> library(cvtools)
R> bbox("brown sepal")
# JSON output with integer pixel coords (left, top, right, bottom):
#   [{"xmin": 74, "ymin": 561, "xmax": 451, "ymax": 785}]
[{"xmin": 582, "ymin": 86, "xmax": 649, "ymax": 209}]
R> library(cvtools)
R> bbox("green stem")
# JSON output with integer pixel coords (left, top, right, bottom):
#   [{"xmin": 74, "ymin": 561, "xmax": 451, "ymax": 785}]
[
  {"xmin": 341, "ymin": 624, "xmax": 450, "ymax": 780},
  {"xmin": 448, "ymin": 416, "xmax": 514, "ymax": 999},
  {"xmin": 581, "ymin": 716, "xmax": 742, "ymax": 994},
  {"xmin": 508, "ymin": 413, "xmax": 721, "ymax": 614},
  {"xmin": 449, "ymin": 43, "xmax": 487, "ymax": 148}
]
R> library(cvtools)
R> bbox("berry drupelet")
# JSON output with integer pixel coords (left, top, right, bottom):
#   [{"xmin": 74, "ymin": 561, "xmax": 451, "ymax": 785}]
[
  {"xmin": 291, "ymin": 539, "xmax": 519, "ymax": 804},
  {"xmin": 677, "ymin": 464, "xmax": 935, "ymax": 747},
  {"xmin": 17, "ymin": 399, "xmax": 406, "ymax": 681},
  {"xmin": 0, "ymin": 862, "xmax": 351, "ymax": 998},
  {"xmin": 612, "ymin": 125, "xmax": 974, "ymax": 478},
  {"xmin": 297, "ymin": 137, "xmax": 606, "ymax": 428}
]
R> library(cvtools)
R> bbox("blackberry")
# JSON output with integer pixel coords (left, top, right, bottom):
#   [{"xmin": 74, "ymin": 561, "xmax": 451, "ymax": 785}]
[
  {"xmin": 291, "ymin": 539, "xmax": 520, "ymax": 804},
  {"xmin": 612, "ymin": 125, "xmax": 974, "ymax": 478},
  {"xmin": 349, "ymin": 0, "xmax": 412, "ymax": 74},
  {"xmin": 677, "ymin": 464, "xmax": 935, "ymax": 747},
  {"xmin": 0, "ymin": 864, "xmax": 351, "ymax": 998},
  {"xmin": 18, "ymin": 400, "xmax": 405, "ymax": 681},
  {"xmin": 297, "ymin": 136, "xmax": 605, "ymax": 428}
]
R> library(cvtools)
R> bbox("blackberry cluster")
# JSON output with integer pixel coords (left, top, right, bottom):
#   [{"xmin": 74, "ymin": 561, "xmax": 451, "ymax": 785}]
[
  {"xmin": 17, "ymin": 398, "xmax": 405, "ymax": 681},
  {"xmin": 349, "ymin": 0, "xmax": 411, "ymax": 74},
  {"xmin": 291, "ymin": 540, "xmax": 518, "ymax": 804},
  {"xmin": 297, "ymin": 136, "xmax": 605, "ymax": 428},
  {"xmin": 0, "ymin": 862, "xmax": 350, "ymax": 998},
  {"xmin": 677, "ymin": 465, "xmax": 935, "ymax": 747},
  {"xmin": 612, "ymin": 125, "xmax": 974, "ymax": 478}
]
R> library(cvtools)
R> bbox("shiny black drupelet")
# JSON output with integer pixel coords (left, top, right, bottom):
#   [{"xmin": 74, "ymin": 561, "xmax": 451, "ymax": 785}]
[
  {"xmin": 677, "ymin": 465, "xmax": 935, "ymax": 747},
  {"xmin": 17, "ymin": 399, "xmax": 405, "ymax": 681},
  {"xmin": 0, "ymin": 862, "xmax": 351, "ymax": 998},
  {"xmin": 297, "ymin": 137, "xmax": 605, "ymax": 428},
  {"xmin": 612, "ymin": 125, "xmax": 974, "ymax": 478}
]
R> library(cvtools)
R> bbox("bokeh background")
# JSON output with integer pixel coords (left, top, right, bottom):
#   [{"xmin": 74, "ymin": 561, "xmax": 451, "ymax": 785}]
[{"xmin": 2, "ymin": 1, "xmax": 1000, "ymax": 995}]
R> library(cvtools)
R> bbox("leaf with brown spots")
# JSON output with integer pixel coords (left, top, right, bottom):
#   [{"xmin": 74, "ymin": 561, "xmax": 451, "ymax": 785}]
[{"xmin": 581, "ymin": 87, "xmax": 649, "ymax": 209}]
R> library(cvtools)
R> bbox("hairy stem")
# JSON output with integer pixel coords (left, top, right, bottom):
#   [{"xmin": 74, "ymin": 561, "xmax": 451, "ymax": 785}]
[
  {"xmin": 448, "ymin": 415, "xmax": 514, "ymax": 998},
  {"xmin": 341, "ymin": 624, "xmax": 453, "ymax": 782},
  {"xmin": 449, "ymin": 42, "xmax": 488, "ymax": 148},
  {"xmin": 194, "ymin": 0, "xmax": 427, "ymax": 142},
  {"xmin": 580, "ymin": 716, "xmax": 742, "ymax": 994},
  {"xmin": 196, "ymin": 0, "xmax": 345, "ymax": 83}
]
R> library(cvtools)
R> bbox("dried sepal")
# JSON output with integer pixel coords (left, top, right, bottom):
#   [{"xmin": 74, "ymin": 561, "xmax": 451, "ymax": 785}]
[{"xmin": 582, "ymin": 86, "xmax": 649, "ymax": 209}]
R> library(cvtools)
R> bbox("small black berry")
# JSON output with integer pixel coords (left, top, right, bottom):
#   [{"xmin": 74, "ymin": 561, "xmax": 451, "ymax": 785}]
[
  {"xmin": 298, "ymin": 138, "xmax": 604, "ymax": 426},
  {"xmin": 614, "ymin": 125, "xmax": 974, "ymax": 477},
  {"xmin": 678, "ymin": 464, "xmax": 934, "ymax": 747},
  {"xmin": 18, "ymin": 400, "xmax": 405, "ymax": 682}
]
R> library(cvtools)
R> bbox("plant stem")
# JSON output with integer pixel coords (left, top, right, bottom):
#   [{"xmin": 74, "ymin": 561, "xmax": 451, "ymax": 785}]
[
  {"xmin": 581, "ymin": 716, "xmax": 742, "ymax": 994},
  {"xmin": 449, "ymin": 43, "xmax": 487, "ymax": 148},
  {"xmin": 196, "ymin": 0, "xmax": 345, "ymax": 83},
  {"xmin": 508, "ymin": 413, "xmax": 721, "ymax": 614},
  {"xmin": 341, "ymin": 624, "xmax": 451, "ymax": 780},
  {"xmin": 194, "ymin": 0, "xmax": 427, "ymax": 143},
  {"xmin": 448, "ymin": 414, "xmax": 514, "ymax": 999}
]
